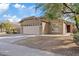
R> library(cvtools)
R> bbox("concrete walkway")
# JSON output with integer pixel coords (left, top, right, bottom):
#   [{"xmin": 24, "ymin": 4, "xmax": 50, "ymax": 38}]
[{"xmin": 0, "ymin": 42, "xmax": 61, "ymax": 56}]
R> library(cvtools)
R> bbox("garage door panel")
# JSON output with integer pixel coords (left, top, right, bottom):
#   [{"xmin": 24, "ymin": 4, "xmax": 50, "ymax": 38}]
[{"xmin": 23, "ymin": 26, "xmax": 40, "ymax": 34}]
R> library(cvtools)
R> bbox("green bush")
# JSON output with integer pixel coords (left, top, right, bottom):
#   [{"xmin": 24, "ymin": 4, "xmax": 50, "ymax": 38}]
[
  {"xmin": 74, "ymin": 34, "xmax": 79, "ymax": 41},
  {"xmin": 73, "ymin": 32, "xmax": 79, "ymax": 45}
]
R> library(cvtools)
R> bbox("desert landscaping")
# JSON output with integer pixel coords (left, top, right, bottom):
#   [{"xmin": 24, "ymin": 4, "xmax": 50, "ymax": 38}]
[{"xmin": 13, "ymin": 35, "xmax": 79, "ymax": 56}]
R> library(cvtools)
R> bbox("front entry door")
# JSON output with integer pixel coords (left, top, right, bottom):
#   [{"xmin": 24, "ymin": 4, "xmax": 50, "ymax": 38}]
[{"xmin": 67, "ymin": 25, "xmax": 70, "ymax": 33}]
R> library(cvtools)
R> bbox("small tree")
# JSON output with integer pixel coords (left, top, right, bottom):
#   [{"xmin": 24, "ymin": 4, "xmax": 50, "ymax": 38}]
[
  {"xmin": 2, "ymin": 20, "xmax": 14, "ymax": 33},
  {"xmin": 36, "ymin": 3, "xmax": 79, "ymax": 31}
]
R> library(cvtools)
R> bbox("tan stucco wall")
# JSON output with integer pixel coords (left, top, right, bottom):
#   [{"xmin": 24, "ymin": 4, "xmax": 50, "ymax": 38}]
[
  {"xmin": 50, "ymin": 19, "xmax": 63, "ymax": 34},
  {"xmin": 63, "ymin": 22, "xmax": 67, "ymax": 34},
  {"xmin": 20, "ymin": 18, "xmax": 75, "ymax": 35},
  {"xmin": 41, "ymin": 22, "xmax": 50, "ymax": 34},
  {"xmin": 41, "ymin": 19, "xmax": 64, "ymax": 34},
  {"xmin": 70, "ymin": 24, "xmax": 76, "ymax": 33},
  {"xmin": 63, "ymin": 22, "xmax": 75, "ymax": 34}
]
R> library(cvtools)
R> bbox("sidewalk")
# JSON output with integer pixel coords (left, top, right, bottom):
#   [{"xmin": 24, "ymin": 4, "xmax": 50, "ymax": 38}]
[{"xmin": 0, "ymin": 42, "xmax": 61, "ymax": 56}]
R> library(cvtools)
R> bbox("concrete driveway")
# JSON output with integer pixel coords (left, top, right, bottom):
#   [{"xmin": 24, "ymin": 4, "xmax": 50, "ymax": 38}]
[
  {"xmin": 0, "ymin": 34, "xmax": 36, "ymax": 43},
  {"xmin": 0, "ymin": 34, "xmax": 61, "ymax": 56},
  {"xmin": 0, "ymin": 42, "xmax": 61, "ymax": 56}
]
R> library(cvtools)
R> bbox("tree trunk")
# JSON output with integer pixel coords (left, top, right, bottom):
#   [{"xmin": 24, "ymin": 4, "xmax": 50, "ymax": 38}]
[
  {"xmin": 1, "ymin": 27, "xmax": 2, "ymax": 32},
  {"xmin": 74, "ymin": 15, "xmax": 79, "ymax": 30},
  {"xmin": 48, "ymin": 20, "xmax": 52, "ymax": 34}
]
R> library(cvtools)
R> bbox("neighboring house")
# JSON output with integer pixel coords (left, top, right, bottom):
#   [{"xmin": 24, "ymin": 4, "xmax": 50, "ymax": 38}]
[
  {"xmin": 11, "ymin": 22, "xmax": 21, "ymax": 34},
  {"xmin": 20, "ymin": 16, "xmax": 76, "ymax": 35}
]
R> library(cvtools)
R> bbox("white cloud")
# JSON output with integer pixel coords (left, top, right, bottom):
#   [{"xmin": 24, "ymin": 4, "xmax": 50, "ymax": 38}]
[
  {"xmin": 8, "ymin": 15, "xmax": 21, "ymax": 22},
  {"xmin": 12, "ymin": 15, "xmax": 16, "ymax": 19},
  {"xmin": 21, "ymin": 5, "xmax": 25, "ymax": 8},
  {"xmin": 14, "ymin": 4, "xmax": 25, "ymax": 9},
  {"xmin": 23, "ymin": 5, "xmax": 35, "ymax": 16},
  {"xmin": 0, "ymin": 3, "xmax": 10, "ymax": 10},
  {"xmin": 14, "ymin": 4, "xmax": 21, "ymax": 8},
  {"xmin": 0, "ymin": 3, "xmax": 10, "ymax": 13},
  {"xmin": 3, "ymin": 15, "xmax": 8, "ymax": 17},
  {"xmin": 14, "ymin": 4, "xmax": 36, "ymax": 16},
  {"xmin": 8, "ymin": 19, "xmax": 13, "ymax": 22},
  {"xmin": 3, "ymin": 14, "xmax": 10, "ymax": 17},
  {"xmin": 3, "ymin": 14, "xmax": 21, "ymax": 22},
  {"xmin": 28, "ymin": 5, "xmax": 35, "ymax": 10}
]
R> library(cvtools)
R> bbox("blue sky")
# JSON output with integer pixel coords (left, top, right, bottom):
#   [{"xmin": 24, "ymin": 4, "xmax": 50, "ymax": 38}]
[{"xmin": 0, "ymin": 3, "xmax": 42, "ymax": 22}]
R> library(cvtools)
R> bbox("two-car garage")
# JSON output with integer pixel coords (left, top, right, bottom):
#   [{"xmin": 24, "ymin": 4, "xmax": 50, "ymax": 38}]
[
  {"xmin": 22, "ymin": 26, "xmax": 41, "ymax": 35},
  {"xmin": 20, "ymin": 16, "xmax": 42, "ymax": 35}
]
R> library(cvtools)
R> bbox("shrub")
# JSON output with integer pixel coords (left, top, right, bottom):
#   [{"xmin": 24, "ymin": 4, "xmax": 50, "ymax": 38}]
[
  {"xmin": 73, "ymin": 32, "xmax": 79, "ymax": 45},
  {"xmin": 74, "ymin": 34, "xmax": 79, "ymax": 41}
]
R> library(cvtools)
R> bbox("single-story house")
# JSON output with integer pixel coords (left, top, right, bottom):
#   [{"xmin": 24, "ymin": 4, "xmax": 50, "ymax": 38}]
[{"xmin": 20, "ymin": 16, "xmax": 76, "ymax": 35}]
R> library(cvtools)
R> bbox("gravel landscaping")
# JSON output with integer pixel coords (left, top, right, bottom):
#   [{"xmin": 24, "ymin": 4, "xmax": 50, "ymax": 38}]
[{"xmin": 14, "ymin": 36, "xmax": 79, "ymax": 56}]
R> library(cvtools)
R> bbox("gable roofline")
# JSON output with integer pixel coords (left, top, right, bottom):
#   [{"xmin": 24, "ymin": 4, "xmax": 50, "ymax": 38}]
[
  {"xmin": 19, "ymin": 16, "xmax": 75, "ymax": 25},
  {"xmin": 19, "ymin": 16, "xmax": 45, "ymax": 23}
]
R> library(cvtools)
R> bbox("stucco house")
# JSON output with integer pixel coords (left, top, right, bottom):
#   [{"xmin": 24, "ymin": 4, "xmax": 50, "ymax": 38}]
[{"xmin": 20, "ymin": 16, "xmax": 76, "ymax": 35}]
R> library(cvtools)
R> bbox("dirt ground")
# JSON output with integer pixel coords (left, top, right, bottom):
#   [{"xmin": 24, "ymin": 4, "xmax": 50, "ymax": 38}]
[{"xmin": 14, "ymin": 36, "xmax": 79, "ymax": 56}]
